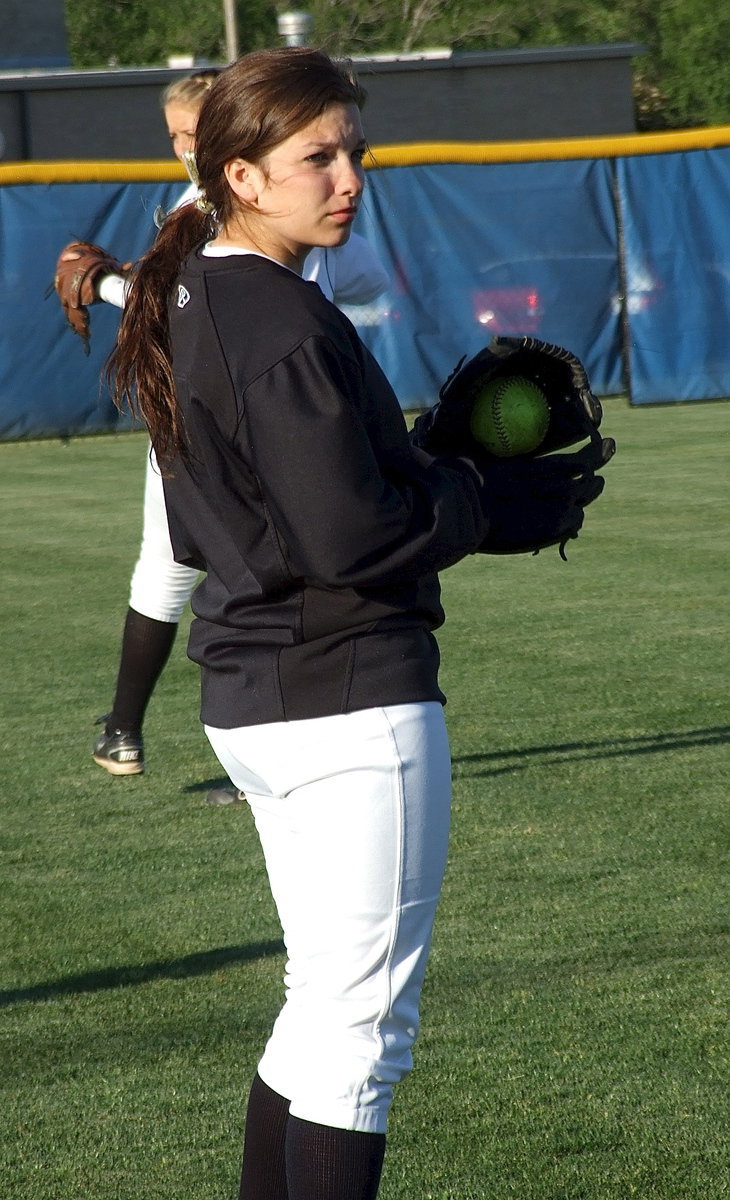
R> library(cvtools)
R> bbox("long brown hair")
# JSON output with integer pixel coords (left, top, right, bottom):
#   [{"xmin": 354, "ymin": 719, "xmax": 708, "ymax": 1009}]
[{"xmin": 108, "ymin": 48, "xmax": 365, "ymax": 467}]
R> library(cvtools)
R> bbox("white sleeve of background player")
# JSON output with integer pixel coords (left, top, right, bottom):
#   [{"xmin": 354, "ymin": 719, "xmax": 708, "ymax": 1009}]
[
  {"xmin": 97, "ymin": 272, "xmax": 128, "ymax": 308},
  {"xmin": 304, "ymin": 233, "xmax": 390, "ymax": 307},
  {"xmin": 329, "ymin": 233, "xmax": 390, "ymax": 304}
]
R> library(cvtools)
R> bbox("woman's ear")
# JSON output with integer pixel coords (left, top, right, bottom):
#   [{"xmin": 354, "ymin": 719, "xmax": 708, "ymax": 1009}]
[{"xmin": 224, "ymin": 158, "xmax": 263, "ymax": 206}]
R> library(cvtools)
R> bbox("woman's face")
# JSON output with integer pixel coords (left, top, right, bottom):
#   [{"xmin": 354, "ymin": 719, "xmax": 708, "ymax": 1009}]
[
  {"xmin": 164, "ymin": 102, "xmax": 199, "ymax": 161},
  {"xmin": 224, "ymin": 103, "xmax": 367, "ymax": 265}
]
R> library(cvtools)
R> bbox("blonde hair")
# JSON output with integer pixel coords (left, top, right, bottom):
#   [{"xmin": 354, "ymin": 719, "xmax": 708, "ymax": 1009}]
[{"xmin": 161, "ymin": 69, "xmax": 221, "ymax": 112}]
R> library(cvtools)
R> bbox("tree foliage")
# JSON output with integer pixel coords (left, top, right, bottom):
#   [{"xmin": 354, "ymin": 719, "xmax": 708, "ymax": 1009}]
[
  {"xmin": 64, "ymin": 0, "xmax": 730, "ymax": 129},
  {"xmin": 64, "ymin": 0, "xmax": 277, "ymax": 68},
  {"xmin": 654, "ymin": 2, "xmax": 730, "ymax": 127}
]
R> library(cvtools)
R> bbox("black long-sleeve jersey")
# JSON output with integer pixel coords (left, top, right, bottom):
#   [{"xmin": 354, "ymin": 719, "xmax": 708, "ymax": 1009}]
[{"xmin": 162, "ymin": 249, "xmax": 489, "ymax": 728}]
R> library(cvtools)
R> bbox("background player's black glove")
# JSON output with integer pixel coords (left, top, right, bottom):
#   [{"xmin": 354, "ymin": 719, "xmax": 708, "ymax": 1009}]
[{"xmin": 411, "ymin": 335, "xmax": 615, "ymax": 557}]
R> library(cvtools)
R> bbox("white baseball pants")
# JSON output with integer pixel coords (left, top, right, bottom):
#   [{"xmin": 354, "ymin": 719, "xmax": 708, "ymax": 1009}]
[
  {"xmin": 128, "ymin": 447, "xmax": 199, "ymax": 622},
  {"xmin": 205, "ymin": 701, "xmax": 451, "ymax": 1134}
]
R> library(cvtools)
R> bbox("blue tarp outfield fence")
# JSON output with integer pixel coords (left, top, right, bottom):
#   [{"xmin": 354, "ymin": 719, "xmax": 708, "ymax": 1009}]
[{"xmin": 3, "ymin": 127, "xmax": 730, "ymax": 440}]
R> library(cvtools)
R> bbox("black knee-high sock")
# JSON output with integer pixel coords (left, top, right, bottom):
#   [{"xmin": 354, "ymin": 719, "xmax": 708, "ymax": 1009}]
[
  {"xmin": 107, "ymin": 607, "xmax": 178, "ymax": 733},
  {"xmin": 238, "ymin": 1073, "xmax": 291, "ymax": 1200},
  {"xmin": 286, "ymin": 1117, "xmax": 386, "ymax": 1200}
]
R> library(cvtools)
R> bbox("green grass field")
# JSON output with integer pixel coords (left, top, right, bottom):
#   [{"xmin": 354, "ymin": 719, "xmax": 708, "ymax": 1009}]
[{"xmin": 1, "ymin": 398, "xmax": 728, "ymax": 1199}]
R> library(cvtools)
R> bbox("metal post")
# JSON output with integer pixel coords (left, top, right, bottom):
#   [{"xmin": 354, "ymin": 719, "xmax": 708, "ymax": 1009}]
[{"xmin": 223, "ymin": 0, "xmax": 239, "ymax": 62}]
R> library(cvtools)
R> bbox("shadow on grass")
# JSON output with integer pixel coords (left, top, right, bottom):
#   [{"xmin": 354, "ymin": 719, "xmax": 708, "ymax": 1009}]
[
  {"xmin": 181, "ymin": 776, "xmax": 234, "ymax": 794},
  {"xmin": 0, "ymin": 940, "xmax": 284, "ymax": 1009},
  {"xmin": 452, "ymin": 725, "xmax": 730, "ymax": 777}
]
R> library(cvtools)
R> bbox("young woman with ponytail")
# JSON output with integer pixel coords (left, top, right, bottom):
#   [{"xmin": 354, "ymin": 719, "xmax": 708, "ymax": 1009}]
[
  {"xmin": 109, "ymin": 46, "xmax": 493, "ymax": 1200},
  {"xmin": 89, "ymin": 65, "xmax": 388, "ymax": 779}
]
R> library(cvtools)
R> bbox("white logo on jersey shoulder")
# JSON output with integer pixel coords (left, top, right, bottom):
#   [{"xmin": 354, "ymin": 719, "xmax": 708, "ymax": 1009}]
[{"xmin": 177, "ymin": 285, "xmax": 191, "ymax": 308}]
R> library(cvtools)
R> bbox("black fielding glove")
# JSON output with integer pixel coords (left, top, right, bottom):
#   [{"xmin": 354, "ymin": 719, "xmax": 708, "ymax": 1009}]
[{"xmin": 411, "ymin": 335, "xmax": 615, "ymax": 557}]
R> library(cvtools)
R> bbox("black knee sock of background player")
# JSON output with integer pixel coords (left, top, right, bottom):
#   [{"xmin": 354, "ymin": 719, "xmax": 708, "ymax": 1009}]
[
  {"xmin": 286, "ymin": 1116, "xmax": 386, "ymax": 1200},
  {"xmin": 238, "ymin": 1073, "xmax": 291, "ymax": 1200},
  {"xmin": 106, "ymin": 607, "xmax": 178, "ymax": 734}
]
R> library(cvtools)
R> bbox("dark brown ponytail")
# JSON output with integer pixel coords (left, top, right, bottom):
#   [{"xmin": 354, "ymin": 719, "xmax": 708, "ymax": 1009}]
[{"xmin": 107, "ymin": 202, "xmax": 213, "ymax": 466}]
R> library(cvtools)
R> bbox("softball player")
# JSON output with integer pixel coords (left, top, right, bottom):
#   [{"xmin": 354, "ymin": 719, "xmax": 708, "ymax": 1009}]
[
  {"xmin": 109, "ymin": 48, "xmax": 494, "ymax": 1200},
  {"xmin": 89, "ymin": 71, "xmax": 389, "ymax": 778}
]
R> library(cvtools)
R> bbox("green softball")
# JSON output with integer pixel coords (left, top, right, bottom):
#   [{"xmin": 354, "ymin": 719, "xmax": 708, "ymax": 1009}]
[{"xmin": 469, "ymin": 375, "xmax": 550, "ymax": 457}]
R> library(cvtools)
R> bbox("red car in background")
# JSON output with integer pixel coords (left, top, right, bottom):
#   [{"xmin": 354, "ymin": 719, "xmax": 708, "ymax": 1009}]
[
  {"xmin": 342, "ymin": 254, "xmax": 661, "ymax": 346},
  {"xmin": 471, "ymin": 282, "xmax": 543, "ymax": 334},
  {"xmin": 469, "ymin": 255, "xmax": 661, "ymax": 337}
]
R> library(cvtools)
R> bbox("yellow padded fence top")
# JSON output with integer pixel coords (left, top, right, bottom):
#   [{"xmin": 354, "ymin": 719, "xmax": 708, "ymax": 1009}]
[
  {"xmin": 0, "ymin": 159, "xmax": 188, "ymax": 184},
  {"xmin": 3, "ymin": 125, "xmax": 730, "ymax": 184},
  {"xmin": 368, "ymin": 125, "xmax": 730, "ymax": 165}
]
